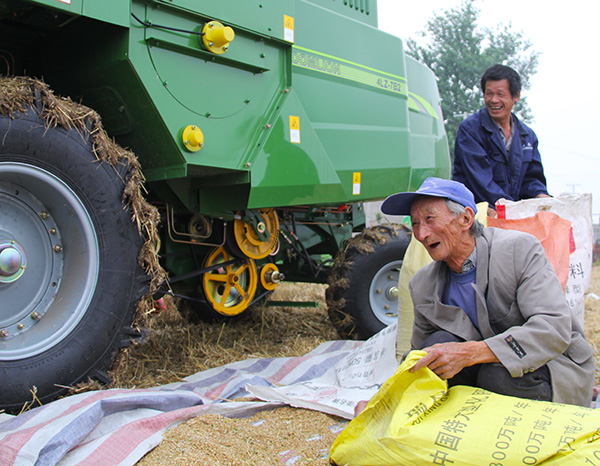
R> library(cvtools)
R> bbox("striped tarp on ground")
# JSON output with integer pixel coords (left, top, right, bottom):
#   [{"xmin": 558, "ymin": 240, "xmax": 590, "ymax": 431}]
[{"xmin": 0, "ymin": 334, "xmax": 395, "ymax": 466}]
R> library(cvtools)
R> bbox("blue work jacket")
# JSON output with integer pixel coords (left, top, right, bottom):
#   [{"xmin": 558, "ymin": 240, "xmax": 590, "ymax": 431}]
[{"xmin": 453, "ymin": 108, "xmax": 548, "ymax": 206}]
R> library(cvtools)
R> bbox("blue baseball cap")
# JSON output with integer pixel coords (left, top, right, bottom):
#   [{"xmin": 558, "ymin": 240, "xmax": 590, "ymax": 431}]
[{"xmin": 381, "ymin": 177, "xmax": 477, "ymax": 216}]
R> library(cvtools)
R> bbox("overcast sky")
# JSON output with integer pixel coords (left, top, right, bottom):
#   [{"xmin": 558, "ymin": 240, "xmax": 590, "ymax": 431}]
[{"xmin": 377, "ymin": 0, "xmax": 600, "ymax": 218}]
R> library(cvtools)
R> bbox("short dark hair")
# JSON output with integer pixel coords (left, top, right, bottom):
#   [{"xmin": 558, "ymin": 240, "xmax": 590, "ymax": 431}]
[{"xmin": 480, "ymin": 64, "xmax": 521, "ymax": 98}]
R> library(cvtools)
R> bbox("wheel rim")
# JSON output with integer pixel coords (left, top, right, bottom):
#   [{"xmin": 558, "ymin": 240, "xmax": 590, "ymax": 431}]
[
  {"xmin": 368, "ymin": 259, "xmax": 403, "ymax": 326},
  {"xmin": 233, "ymin": 209, "xmax": 279, "ymax": 259},
  {"xmin": 0, "ymin": 162, "xmax": 99, "ymax": 360},
  {"xmin": 202, "ymin": 246, "xmax": 257, "ymax": 316}
]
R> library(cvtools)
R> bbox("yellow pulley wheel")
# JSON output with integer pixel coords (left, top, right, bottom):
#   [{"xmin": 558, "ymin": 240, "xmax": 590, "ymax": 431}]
[
  {"xmin": 233, "ymin": 208, "xmax": 279, "ymax": 260},
  {"xmin": 202, "ymin": 246, "xmax": 258, "ymax": 316},
  {"xmin": 260, "ymin": 263, "xmax": 283, "ymax": 291}
]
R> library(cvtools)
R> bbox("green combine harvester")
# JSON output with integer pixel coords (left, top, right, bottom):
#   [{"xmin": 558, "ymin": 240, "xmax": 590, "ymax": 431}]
[{"xmin": 0, "ymin": 0, "xmax": 450, "ymax": 412}]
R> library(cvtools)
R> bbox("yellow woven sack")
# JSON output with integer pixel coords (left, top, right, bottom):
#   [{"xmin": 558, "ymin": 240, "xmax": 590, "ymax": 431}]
[{"xmin": 329, "ymin": 351, "xmax": 600, "ymax": 465}]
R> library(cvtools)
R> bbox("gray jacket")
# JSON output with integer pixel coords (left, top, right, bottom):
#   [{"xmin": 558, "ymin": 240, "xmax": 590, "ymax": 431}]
[{"xmin": 409, "ymin": 227, "xmax": 595, "ymax": 407}]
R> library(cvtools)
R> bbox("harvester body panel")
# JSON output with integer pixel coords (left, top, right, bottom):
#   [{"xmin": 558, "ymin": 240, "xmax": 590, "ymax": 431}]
[
  {"xmin": 2, "ymin": 0, "xmax": 449, "ymax": 213},
  {"xmin": 0, "ymin": 0, "xmax": 451, "ymax": 411}
]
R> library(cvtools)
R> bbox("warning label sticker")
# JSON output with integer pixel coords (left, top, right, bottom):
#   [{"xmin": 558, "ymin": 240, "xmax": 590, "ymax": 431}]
[
  {"xmin": 289, "ymin": 115, "xmax": 300, "ymax": 144},
  {"xmin": 353, "ymin": 172, "xmax": 361, "ymax": 195},
  {"xmin": 284, "ymin": 15, "xmax": 294, "ymax": 43}
]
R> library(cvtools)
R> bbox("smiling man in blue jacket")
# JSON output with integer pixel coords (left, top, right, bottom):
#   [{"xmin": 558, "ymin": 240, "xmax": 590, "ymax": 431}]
[{"xmin": 453, "ymin": 64, "xmax": 551, "ymax": 213}]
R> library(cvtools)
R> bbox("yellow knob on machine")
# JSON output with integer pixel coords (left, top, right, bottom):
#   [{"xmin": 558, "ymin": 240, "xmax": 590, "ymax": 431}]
[
  {"xmin": 202, "ymin": 21, "xmax": 235, "ymax": 55},
  {"xmin": 182, "ymin": 125, "xmax": 204, "ymax": 152}
]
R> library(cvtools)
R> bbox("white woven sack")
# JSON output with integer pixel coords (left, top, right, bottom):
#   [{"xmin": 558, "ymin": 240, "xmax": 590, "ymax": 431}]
[{"xmin": 496, "ymin": 193, "xmax": 593, "ymax": 329}]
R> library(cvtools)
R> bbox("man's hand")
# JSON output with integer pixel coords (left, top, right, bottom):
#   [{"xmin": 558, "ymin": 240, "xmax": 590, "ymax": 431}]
[{"xmin": 409, "ymin": 341, "xmax": 499, "ymax": 380}]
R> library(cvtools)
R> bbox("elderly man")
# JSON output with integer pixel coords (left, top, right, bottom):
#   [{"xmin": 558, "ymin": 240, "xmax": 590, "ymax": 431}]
[
  {"xmin": 381, "ymin": 177, "xmax": 595, "ymax": 407},
  {"xmin": 453, "ymin": 64, "xmax": 550, "ymax": 213}
]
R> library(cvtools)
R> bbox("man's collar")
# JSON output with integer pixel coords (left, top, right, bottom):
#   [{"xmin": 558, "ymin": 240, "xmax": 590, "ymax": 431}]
[
  {"xmin": 461, "ymin": 246, "xmax": 477, "ymax": 273},
  {"xmin": 481, "ymin": 108, "xmax": 527, "ymax": 136},
  {"xmin": 490, "ymin": 111, "xmax": 514, "ymax": 130}
]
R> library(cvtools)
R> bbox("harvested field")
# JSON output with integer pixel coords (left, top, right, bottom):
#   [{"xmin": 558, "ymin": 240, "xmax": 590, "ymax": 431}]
[
  {"xmin": 107, "ymin": 266, "xmax": 600, "ymax": 465},
  {"xmin": 110, "ymin": 282, "xmax": 337, "ymax": 389}
]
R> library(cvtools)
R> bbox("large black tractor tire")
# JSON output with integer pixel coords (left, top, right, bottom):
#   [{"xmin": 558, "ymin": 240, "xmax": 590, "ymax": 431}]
[
  {"xmin": 327, "ymin": 224, "xmax": 411, "ymax": 340},
  {"xmin": 0, "ymin": 106, "xmax": 148, "ymax": 412}
]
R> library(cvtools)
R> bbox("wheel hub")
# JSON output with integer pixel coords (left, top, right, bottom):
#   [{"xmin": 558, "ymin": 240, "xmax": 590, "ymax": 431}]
[
  {"xmin": 386, "ymin": 285, "xmax": 399, "ymax": 301},
  {"xmin": 0, "ymin": 180, "xmax": 64, "ymax": 341},
  {"xmin": 0, "ymin": 241, "xmax": 26, "ymax": 282},
  {"xmin": 369, "ymin": 260, "xmax": 403, "ymax": 324},
  {"xmin": 0, "ymin": 162, "xmax": 98, "ymax": 358}
]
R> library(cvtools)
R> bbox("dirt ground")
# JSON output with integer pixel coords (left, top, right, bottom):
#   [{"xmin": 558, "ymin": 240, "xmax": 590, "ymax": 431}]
[{"xmin": 123, "ymin": 265, "xmax": 600, "ymax": 465}]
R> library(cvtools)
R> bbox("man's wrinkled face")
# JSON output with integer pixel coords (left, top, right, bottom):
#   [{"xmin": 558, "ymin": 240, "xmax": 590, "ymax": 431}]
[
  {"xmin": 410, "ymin": 197, "xmax": 465, "ymax": 265},
  {"xmin": 484, "ymin": 79, "xmax": 520, "ymax": 125}
]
